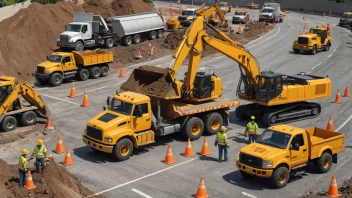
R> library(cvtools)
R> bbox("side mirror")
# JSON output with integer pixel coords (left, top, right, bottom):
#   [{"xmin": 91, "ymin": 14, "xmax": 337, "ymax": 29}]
[
  {"xmin": 46, "ymin": 56, "xmax": 49, "ymax": 60},
  {"xmin": 103, "ymin": 105, "xmax": 107, "ymax": 111},
  {"xmin": 62, "ymin": 59, "xmax": 66, "ymax": 64},
  {"xmin": 291, "ymin": 143, "xmax": 300, "ymax": 151}
]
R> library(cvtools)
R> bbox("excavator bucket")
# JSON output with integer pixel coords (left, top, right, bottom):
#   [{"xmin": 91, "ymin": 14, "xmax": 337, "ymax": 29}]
[{"xmin": 120, "ymin": 66, "xmax": 179, "ymax": 99}]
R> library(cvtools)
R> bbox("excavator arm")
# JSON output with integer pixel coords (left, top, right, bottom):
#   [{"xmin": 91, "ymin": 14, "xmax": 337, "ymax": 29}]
[{"xmin": 195, "ymin": 3, "xmax": 228, "ymax": 27}]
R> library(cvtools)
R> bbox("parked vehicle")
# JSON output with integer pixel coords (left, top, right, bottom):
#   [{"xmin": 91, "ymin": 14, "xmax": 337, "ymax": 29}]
[
  {"xmin": 232, "ymin": 9, "xmax": 249, "ymax": 24},
  {"xmin": 339, "ymin": 12, "xmax": 352, "ymax": 27},
  {"xmin": 218, "ymin": 1, "xmax": 231, "ymax": 13},
  {"xmin": 259, "ymin": 3, "xmax": 283, "ymax": 23}
]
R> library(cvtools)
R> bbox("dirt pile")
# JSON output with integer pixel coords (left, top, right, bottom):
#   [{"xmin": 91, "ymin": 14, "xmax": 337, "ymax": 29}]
[
  {"xmin": 0, "ymin": 158, "xmax": 101, "ymax": 198},
  {"xmin": 302, "ymin": 176, "xmax": 352, "ymax": 198}
]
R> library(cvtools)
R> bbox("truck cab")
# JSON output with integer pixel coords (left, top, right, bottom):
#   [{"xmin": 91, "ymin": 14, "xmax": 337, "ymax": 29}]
[
  {"xmin": 293, "ymin": 27, "xmax": 332, "ymax": 55},
  {"xmin": 260, "ymin": 3, "xmax": 283, "ymax": 23},
  {"xmin": 178, "ymin": 9, "xmax": 197, "ymax": 27},
  {"xmin": 339, "ymin": 12, "xmax": 352, "ymax": 27},
  {"xmin": 57, "ymin": 22, "xmax": 92, "ymax": 52},
  {"xmin": 232, "ymin": 9, "xmax": 249, "ymax": 24}
]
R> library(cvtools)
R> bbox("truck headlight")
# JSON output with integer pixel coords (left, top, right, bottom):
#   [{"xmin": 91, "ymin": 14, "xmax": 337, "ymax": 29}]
[
  {"xmin": 104, "ymin": 138, "xmax": 113, "ymax": 143},
  {"xmin": 262, "ymin": 160, "xmax": 273, "ymax": 167}
]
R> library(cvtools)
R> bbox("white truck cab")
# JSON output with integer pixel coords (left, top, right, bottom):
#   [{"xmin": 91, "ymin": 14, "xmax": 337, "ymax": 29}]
[{"xmin": 178, "ymin": 8, "xmax": 197, "ymax": 27}]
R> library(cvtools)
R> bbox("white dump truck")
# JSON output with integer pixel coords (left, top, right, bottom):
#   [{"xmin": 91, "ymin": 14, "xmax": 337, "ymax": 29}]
[
  {"xmin": 259, "ymin": 2, "xmax": 283, "ymax": 23},
  {"xmin": 57, "ymin": 12, "xmax": 165, "ymax": 51}
]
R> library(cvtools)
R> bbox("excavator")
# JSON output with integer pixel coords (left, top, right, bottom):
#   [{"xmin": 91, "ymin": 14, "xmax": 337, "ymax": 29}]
[
  {"xmin": 166, "ymin": 3, "xmax": 228, "ymax": 31},
  {"xmin": 134, "ymin": 15, "xmax": 331, "ymax": 126},
  {"xmin": 0, "ymin": 76, "xmax": 47, "ymax": 131}
]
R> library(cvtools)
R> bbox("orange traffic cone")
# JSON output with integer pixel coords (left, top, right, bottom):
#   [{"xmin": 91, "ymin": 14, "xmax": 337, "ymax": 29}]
[
  {"xmin": 229, "ymin": 25, "xmax": 234, "ymax": 32},
  {"xmin": 335, "ymin": 90, "xmax": 341, "ymax": 104},
  {"xmin": 119, "ymin": 67, "xmax": 125, "ymax": 77},
  {"xmin": 326, "ymin": 117, "xmax": 334, "ymax": 131},
  {"xmin": 45, "ymin": 119, "xmax": 54, "ymax": 130},
  {"xmin": 149, "ymin": 45, "xmax": 155, "ymax": 55},
  {"xmin": 303, "ymin": 22, "xmax": 307, "ymax": 32},
  {"xmin": 344, "ymin": 85, "xmax": 350, "ymax": 97},
  {"xmin": 54, "ymin": 136, "xmax": 65, "ymax": 154},
  {"xmin": 200, "ymin": 137, "xmax": 212, "ymax": 156},
  {"xmin": 237, "ymin": 24, "xmax": 242, "ymax": 34},
  {"xmin": 81, "ymin": 91, "xmax": 90, "ymax": 107},
  {"xmin": 24, "ymin": 171, "xmax": 36, "ymax": 190},
  {"xmin": 136, "ymin": 50, "xmax": 142, "ymax": 59},
  {"xmin": 163, "ymin": 144, "xmax": 176, "ymax": 165},
  {"xmin": 327, "ymin": 175, "xmax": 341, "ymax": 197},
  {"xmin": 69, "ymin": 83, "xmax": 77, "ymax": 98},
  {"xmin": 63, "ymin": 148, "xmax": 74, "ymax": 166},
  {"xmin": 193, "ymin": 177, "xmax": 209, "ymax": 198},
  {"xmin": 182, "ymin": 139, "xmax": 195, "ymax": 157}
]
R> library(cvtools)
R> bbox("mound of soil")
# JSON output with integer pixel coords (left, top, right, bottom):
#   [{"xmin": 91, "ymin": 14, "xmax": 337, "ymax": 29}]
[
  {"xmin": 302, "ymin": 177, "xmax": 352, "ymax": 198},
  {"xmin": 0, "ymin": 158, "xmax": 101, "ymax": 198}
]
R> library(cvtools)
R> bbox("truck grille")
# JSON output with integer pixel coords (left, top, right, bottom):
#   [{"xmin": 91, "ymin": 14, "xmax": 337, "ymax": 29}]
[
  {"xmin": 36, "ymin": 66, "xmax": 45, "ymax": 74},
  {"xmin": 60, "ymin": 35, "xmax": 69, "ymax": 42},
  {"xmin": 239, "ymin": 153, "xmax": 263, "ymax": 168},
  {"xmin": 233, "ymin": 17, "xmax": 240, "ymax": 20},
  {"xmin": 298, "ymin": 37, "xmax": 308, "ymax": 45},
  {"xmin": 86, "ymin": 126, "xmax": 103, "ymax": 141}
]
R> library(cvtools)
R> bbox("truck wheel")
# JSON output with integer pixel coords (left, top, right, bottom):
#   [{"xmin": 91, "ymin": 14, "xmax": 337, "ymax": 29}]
[
  {"xmin": 183, "ymin": 117, "xmax": 204, "ymax": 140},
  {"xmin": 79, "ymin": 68, "xmax": 89, "ymax": 81},
  {"xmin": 113, "ymin": 138, "xmax": 133, "ymax": 161},
  {"xmin": 100, "ymin": 66, "xmax": 109, "ymax": 77},
  {"xmin": 74, "ymin": 41, "xmax": 84, "ymax": 52},
  {"xmin": 324, "ymin": 42, "xmax": 331, "ymax": 51},
  {"xmin": 132, "ymin": 34, "xmax": 141, "ymax": 44},
  {"xmin": 35, "ymin": 76, "xmax": 47, "ymax": 85},
  {"xmin": 314, "ymin": 152, "xmax": 332, "ymax": 173},
  {"xmin": 123, "ymin": 36, "xmax": 132, "ymax": 46},
  {"xmin": 235, "ymin": 105, "xmax": 248, "ymax": 120},
  {"xmin": 293, "ymin": 49, "xmax": 300, "ymax": 54},
  {"xmin": 148, "ymin": 31, "xmax": 157, "ymax": 40},
  {"xmin": 204, "ymin": 112, "xmax": 223, "ymax": 135},
  {"xmin": 157, "ymin": 30, "xmax": 163, "ymax": 39},
  {"xmin": 89, "ymin": 67, "xmax": 101, "ymax": 79},
  {"xmin": 50, "ymin": 73, "xmax": 63, "ymax": 86},
  {"xmin": 105, "ymin": 38, "xmax": 114, "ymax": 49},
  {"xmin": 20, "ymin": 111, "xmax": 37, "ymax": 126},
  {"xmin": 271, "ymin": 166, "xmax": 289, "ymax": 189},
  {"xmin": 310, "ymin": 45, "xmax": 317, "ymax": 55},
  {"xmin": 1, "ymin": 116, "xmax": 17, "ymax": 132},
  {"xmin": 240, "ymin": 170, "xmax": 254, "ymax": 179}
]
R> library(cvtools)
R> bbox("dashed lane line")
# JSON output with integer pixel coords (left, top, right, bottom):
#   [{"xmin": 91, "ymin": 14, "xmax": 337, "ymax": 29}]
[
  {"xmin": 308, "ymin": 44, "xmax": 339, "ymax": 72},
  {"xmin": 242, "ymin": 192, "xmax": 258, "ymax": 198},
  {"xmin": 76, "ymin": 86, "xmax": 108, "ymax": 96},
  {"xmin": 336, "ymin": 115, "xmax": 352, "ymax": 132},
  {"xmin": 131, "ymin": 188, "xmax": 153, "ymax": 198},
  {"xmin": 40, "ymin": 93, "xmax": 80, "ymax": 106}
]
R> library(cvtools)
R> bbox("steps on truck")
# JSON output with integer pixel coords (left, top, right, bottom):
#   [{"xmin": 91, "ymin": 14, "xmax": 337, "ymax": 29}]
[{"xmin": 136, "ymin": 130, "xmax": 155, "ymax": 146}]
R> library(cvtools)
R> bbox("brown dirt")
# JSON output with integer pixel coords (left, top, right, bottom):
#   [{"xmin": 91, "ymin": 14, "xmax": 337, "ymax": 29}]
[
  {"xmin": 301, "ymin": 177, "xmax": 352, "ymax": 198},
  {"xmin": 0, "ymin": 122, "xmax": 46, "ymax": 145},
  {"xmin": 0, "ymin": 158, "xmax": 101, "ymax": 198}
]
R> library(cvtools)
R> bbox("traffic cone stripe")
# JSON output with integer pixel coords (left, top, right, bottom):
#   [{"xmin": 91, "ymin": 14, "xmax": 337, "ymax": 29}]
[
  {"xmin": 187, "ymin": 144, "xmax": 191, "ymax": 148},
  {"xmin": 28, "ymin": 176, "xmax": 32, "ymax": 180},
  {"xmin": 204, "ymin": 142, "xmax": 208, "ymax": 146},
  {"xmin": 58, "ymin": 140, "xmax": 62, "ymax": 144},
  {"xmin": 67, "ymin": 153, "xmax": 71, "ymax": 157},
  {"xmin": 24, "ymin": 171, "xmax": 36, "ymax": 189}
]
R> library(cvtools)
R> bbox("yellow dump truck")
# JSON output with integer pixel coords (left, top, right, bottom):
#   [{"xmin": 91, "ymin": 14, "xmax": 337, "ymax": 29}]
[
  {"xmin": 236, "ymin": 125, "xmax": 344, "ymax": 188},
  {"xmin": 33, "ymin": 50, "xmax": 113, "ymax": 86},
  {"xmin": 293, "ymin": 26, "xmax": 332, "ymax": 55}
]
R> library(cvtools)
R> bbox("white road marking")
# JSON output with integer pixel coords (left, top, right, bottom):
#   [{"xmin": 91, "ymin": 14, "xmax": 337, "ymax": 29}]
[
  {"xmin": 35, "ymin": 88, "xmax": 49, "ymax": 91},
  {"xmin": 76, "ymin": 86, "xmax": 108, "ymax": 96},
  {"xmin": 336, "ymin": 115, "xmax": 352, "ymax": 131},
  {"xmin": 131, "ymin": 188, "xmax": 153, "ymax": 198},
  {"xmin": 40, "ymin": 93, "xmax": 80, "ymax": 105},
  {"xmin": 242, "ymin": 192, "xmax": 257, "ymax": 198},
  {"xmin": 86, "ymin": 80, "xmax": 105, "ymax": 86},
  {"xmin": 336, "ymin": 155, "xmax": 352, "ymax": 170},
  {"xmin": 247, "ymin": 25, "xmax": 281, "ymax": 49},
  {"xmin": 87, "ymin": 158, "xmax": 197, "ymax": 197},
  {"xmin": 309, "ymin": 44, "xmax": 339, "ymax": 71}
]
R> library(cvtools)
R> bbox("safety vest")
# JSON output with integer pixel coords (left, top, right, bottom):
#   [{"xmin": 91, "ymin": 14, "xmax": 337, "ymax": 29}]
[
  {"xmin": 247, "ymin": 121, "xmax": 258, "ymax": 135},
  {"xmin": 33, "ymin": 145, "xmax": 47, "ymax": 158},
  {"xmin": 18, "ymin": 156, "xmax": 27, "ymax": 171},
  {"xmin": 217, "ymin": 132, "xmax": 228, "ymax": 146}
]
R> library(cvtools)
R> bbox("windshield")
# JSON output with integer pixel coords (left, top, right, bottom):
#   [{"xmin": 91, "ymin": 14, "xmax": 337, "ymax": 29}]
[
  {"xmin": 262, "ymin": 8, "xmax": 273, "ymax": 13},
  {"xmin": 257, "ymin": 77, "xmax": 268, "ymax": 90},
  {"xmin": 109, "ymin": 98, "xmax": 133, "ymax": 115},
  {"xmin": 182, "ymin": 10, "xmax": 194, "ymax": 16},
  {"xmin": 0, "ymin": 85, "xmax": 12, "ymax": 105},
  {"xmin": 257, "ymin": 129, "xmax": 292, "ymax": 149},
  {"xmin": 235, "ymin": 12, "xmax": 246, "ymax": 16},
  {"xmin": 309, "ymin": 29, "xmax": 322, "ymax": 36},
  {"xmin": 219, "ymin": 2, "xmax": 227, "ymax": 7},
  {"xmin": 343, "ymin": 14, "xmax": 351, "ymax": 18},
  {"xmin": 65, "ymin": 24, "xmax": 82, "ymax": 32},
  {"xmin": 48, "ymin": 55, "xmax": 62, "ymax": 63}
]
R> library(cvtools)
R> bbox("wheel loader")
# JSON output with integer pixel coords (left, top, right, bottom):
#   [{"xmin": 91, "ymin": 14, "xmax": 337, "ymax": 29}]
[{"xmin": 293, "ymin": 26, "xmax": 332, "ymax": 55}]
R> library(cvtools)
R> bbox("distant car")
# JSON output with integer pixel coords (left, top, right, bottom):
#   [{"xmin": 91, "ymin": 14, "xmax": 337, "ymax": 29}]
[
  {"xmin": 219, "ymin": 2, "xmax": 231, "ymax": 13},
  {"xmin": 246, "ymin": 2, "xmax": 260, "ymax": 9},
  {"xmin": 339, "ymin": 12, "xmax": 352, "ymax": 27},
  {"xmin": 232, "ymin": 9, "xmax": 249, "ymax": 24}
]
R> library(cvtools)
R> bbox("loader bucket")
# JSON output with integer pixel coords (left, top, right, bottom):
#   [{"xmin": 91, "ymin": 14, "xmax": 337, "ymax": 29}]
[{"xmin": 120, "ymin": 66, "xmax": 179, "ymax": 98}]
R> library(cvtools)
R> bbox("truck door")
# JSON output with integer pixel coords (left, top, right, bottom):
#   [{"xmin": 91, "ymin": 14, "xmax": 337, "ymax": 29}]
[
  {"xmin": 62, "ymin": 56, "xmax": 75, "ymax": 72},
  {"xmin": 81, "ymin": 25, "xmax": 91, "ymax": 40},
  {"xmin": 131, "ymin": 103, "xmax": 151, "ymax": 132},
  {"xmin": 289, "ymin": 133, "xmax": 309, "ymax": 168}
]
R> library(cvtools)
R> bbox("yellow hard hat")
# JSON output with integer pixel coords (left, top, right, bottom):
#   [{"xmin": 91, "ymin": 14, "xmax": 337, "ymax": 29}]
[
  {"xmin": 37, "ymin": 139, "xmax": 43, "ymax": 145},
  {"xmin": 21, "ymin": 149, "xmax": 29, "ymax": 155},
  {"xmin": 251, "ymin": 116, "xmax": 255, "ymax": 120},
  {"xmin": 221, "ymin": 126, "xmax": 227, "ymax": 132}
]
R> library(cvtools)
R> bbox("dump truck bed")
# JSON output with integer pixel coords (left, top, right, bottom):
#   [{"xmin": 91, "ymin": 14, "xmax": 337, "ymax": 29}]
[
  {"xmin": 306, "ymin": 127, "xmax": 344, "ymax": 159},
  {"xmin": 72, "ymin": 50, "xmax": 113, "ymax": 66}
]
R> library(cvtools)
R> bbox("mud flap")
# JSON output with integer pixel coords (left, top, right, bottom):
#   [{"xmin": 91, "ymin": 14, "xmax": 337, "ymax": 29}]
[{"xmin": 333, "ymin": 154, "xmax": 337, "ymax": 164}]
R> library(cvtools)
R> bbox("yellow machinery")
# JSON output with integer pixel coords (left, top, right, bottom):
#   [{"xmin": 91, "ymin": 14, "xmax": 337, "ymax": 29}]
[
  {"xmin": 293, "ymin": 26, "xmax": 332, "ymax": 55},
  {"xmin": 33, "ymin": 50, "xmax": 113, "ymax": 86},
  {"xmin": 237, "ymin": 125, "xmax": 344, "ymax": 188},
  {"xmin": 0, "ymin": 76, "xmax": 47, "ymax": 132}
]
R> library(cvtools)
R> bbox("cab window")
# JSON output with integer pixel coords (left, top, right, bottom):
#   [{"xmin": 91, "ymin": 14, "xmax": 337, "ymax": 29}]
[
  {"xmin": 291, "ymin": 134, "xmax": 305, "ymax": 147},
  {"xmin": 0, "ymin": 85, "xmax": 12, "ymax": 104},
  {"xmin": 133, "ymin": 103, "xmax": 148, "ymax": 117},
  {"xmin": 63, "ymin": 56, "xmax": 71, "ymax": 64}
]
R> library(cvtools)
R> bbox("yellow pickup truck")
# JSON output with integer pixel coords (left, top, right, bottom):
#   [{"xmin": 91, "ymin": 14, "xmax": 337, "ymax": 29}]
[
  {"xmin": 33, "ymin": 50, "xmax": 113, "ymax": 86},
  {"xmin": 236, "ymin": 125, "xmax": 344, "ymax": 188}
]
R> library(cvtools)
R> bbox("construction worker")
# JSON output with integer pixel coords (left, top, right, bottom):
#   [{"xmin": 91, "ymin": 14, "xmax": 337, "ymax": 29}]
[
  {"xmin": 19, "ymin": 149, "xmax": 29, "ymax": 187},
  {"xmin": 30, "ymin": 139, "xmax": 47, "ymax": 174},
  {"xmin": 246, "ymin": 116, "xmax": 258, "ymax": 143},
  {"xmin": 215, "ymin": 126, "xmax": 229, "ymax": 162}
]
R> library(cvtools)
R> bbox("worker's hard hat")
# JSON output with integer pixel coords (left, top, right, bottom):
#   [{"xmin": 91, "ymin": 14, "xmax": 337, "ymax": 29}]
[
  {"xmin": 251, "ymin": 116, "xmax": 255, "ymax": 120},
  {"xmin": 21, "ymin": 149, "xmax": 29, "ymax": 155},
  {"xmin": 221, "ymin": 126, "xmax": 227, "ymax": 132},
  {"xmin": 37, "ymin": 139, "xmax": 43, "ymax": 145}
]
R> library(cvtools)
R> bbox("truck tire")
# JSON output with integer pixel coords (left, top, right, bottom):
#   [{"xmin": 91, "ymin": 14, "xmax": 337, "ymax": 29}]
[
  {"xmin": 100, "ymin": 66, "xmax": 109, "ymax": 77},
  {"xmin": 148, "ymin": 31, "xmax": 157, "ymax": 40},
  {"xmin": 132, "ymin": 34, "xmax": 141, "ymax": 44},
  {"xmin": 78, "ymin": 68, "xmax": 89, "ymax": 81},
  {"xmin": 293, "ymin": 49, "xmax": 300, "ymax": 54},
  {"xmin": 182, "ymin": 117, "xmax": 204, "ymax": 140},
  {"xmin": 157, "ymin": 30, "xmax": 164, "ymax": 39},
  {"xmin": 324, "ymin": 42, "xmax": 331, "ymax": 51},
  {"xmin": 105, "ymin": 38, "xmax": 114, "ymax": 49},
  {"xmin": 35, "ymin": 76, "xmax": 47, "ymax": 85},
  {"xmin": 310, "ymin": 45, "xmax": 317, "ymax": 55},
  {"xmin": 113, "ymin": 138, "xmax": 133, "ymax": 161},
  {"xmin": 123, "ymin": 36, "xmax": 132, "ymax": 46},
  {"xmin": 89, "ymin": 67, "xmax": 101, "ymax": 79},
  {"xmin": 314, "ymin": 152, "xmax": 332, "ymax": 173},
  {"xmin": 271, "ymin": 166, "xmax": 289, "ymax": 189},
  {"xmin": 1, "ymin": 116, "xmax": 17, "ymax": 132},
  {"xmin": 74, "ymin": 41, "xmax": 84, "ymax": 52},
  {"xmin": 240, "ymin": 170, "xmax": 254, "ymax": 179},
  {"xmin": 203, "ymin": 112, "xmax": 223, "ymax": 135},
  {"xmin": 50, "ymin": 73, "xmax": 63, "ymax": 86},
  {"xmin": 20, "ymin": 111, "xmax": 37, "ymax": 126}
]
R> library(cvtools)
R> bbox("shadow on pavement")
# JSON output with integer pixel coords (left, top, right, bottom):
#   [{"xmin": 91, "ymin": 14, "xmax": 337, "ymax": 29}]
[
  {"xmin": 223, "ymin": 170, "xmax": 274, "ymax": 190},
  {"xmin": 73, "ymin": 146, "xmax": 116, "ymax": 164},
  {"xmin": 198, "ymin": 155, "xmax": 219, "ymax": 162}
]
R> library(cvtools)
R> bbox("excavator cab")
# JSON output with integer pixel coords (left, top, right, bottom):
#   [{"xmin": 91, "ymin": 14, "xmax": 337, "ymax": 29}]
[
  {"xmin": 255, "ymin": 72, "xmax": 283, "ymax": 102},
  {"xmin": 192, "ymin": 72, "xmax": 214, "ymax": 99}
]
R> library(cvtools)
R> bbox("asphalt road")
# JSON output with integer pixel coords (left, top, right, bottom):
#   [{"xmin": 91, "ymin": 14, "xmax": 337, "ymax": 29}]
[{"xmin": 1, "ymin": 3, "xmax": 352, "ymax": 198}]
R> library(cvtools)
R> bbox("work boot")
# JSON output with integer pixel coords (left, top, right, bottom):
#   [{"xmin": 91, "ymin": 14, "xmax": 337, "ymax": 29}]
[
  {"xmin": 218, "ymin": 158, "xmax": 222, "ymax": 163},
  {"xmin": 224, "ymin": 157, "xmax": 228, "ymax": 162}
]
